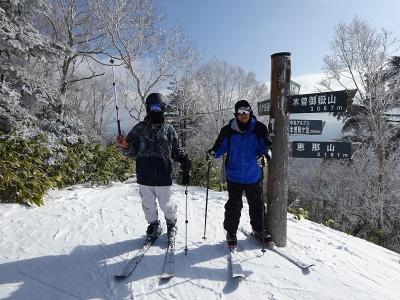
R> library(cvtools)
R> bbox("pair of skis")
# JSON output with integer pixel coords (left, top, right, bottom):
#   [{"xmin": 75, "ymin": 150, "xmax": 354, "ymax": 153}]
[
  {"xmin": 115, "ymin": 228, "xmax": 314, "ymax": 281},
  {"xmin": 114, "ymin": 229, "xmax": 175, "ymax": 280},
  {"xmin": 226, "ymin": 229, "xmax": 314, "ymax": 280}
]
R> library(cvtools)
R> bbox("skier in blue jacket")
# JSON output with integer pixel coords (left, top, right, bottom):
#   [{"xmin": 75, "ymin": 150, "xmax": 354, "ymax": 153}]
[{"xmin": 207, "ymin": 100, "xmax": 272, "ymax": 247}]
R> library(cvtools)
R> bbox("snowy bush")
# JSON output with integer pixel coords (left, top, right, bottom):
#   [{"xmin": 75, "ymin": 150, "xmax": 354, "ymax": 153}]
[
  {"xmin": 173, "ymin": 156, "xmax": 223, "ymax": 191},
  {"xmin": 0, "ymin": 133, "xmax": 135, "ymax": 206},
  {"xmin": 0, "ymin": 134, "xmax": 54, "ymax": 206}
]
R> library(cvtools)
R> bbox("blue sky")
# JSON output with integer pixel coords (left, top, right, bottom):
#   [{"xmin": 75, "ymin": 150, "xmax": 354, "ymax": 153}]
[{"xmin": 157, "ymin": 0, "xmax": 400, "ymax": 83}]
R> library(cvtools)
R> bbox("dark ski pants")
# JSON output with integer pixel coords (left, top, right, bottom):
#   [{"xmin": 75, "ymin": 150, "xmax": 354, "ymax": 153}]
[{"xmin": 224, "ymin": 180, "xmax": 266, "ymax": 234}]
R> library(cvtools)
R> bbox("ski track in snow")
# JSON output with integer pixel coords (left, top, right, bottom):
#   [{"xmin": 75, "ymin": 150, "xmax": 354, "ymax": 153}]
[{"xmin": 1, "ymin": 180, "xmax": 400, "ymax": 299}]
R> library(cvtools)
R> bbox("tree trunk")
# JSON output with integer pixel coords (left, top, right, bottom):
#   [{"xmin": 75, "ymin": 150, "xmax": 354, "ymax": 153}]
[{"xmin": 377, "ymin": 142, "xmax": 385, "ymax": 230}]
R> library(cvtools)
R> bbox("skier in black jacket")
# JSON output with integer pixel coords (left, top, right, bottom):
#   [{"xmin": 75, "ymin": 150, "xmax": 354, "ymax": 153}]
[{"xmin": 116, "ymin": 93, "xmax": 190, "ymax": 238}]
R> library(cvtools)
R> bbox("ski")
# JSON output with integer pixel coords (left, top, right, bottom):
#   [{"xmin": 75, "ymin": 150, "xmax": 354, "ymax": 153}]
[
  {"xmin": 239, "ymin": 228, "xmax": 314, "ymax": 270},
  {"xmin": 160, "ymin": 232, "xmax": 176, "ymax": 280},
  {"xmin": 228, "ymin": 245, "xmax": 245, "ymax": 279},
  {"xmin": 115, "ymin": 229, "xmax": 163, "ymax": 279},
  {"xmin": 268, "ymin": 246, "xmax": 314, "ymax": 270}
]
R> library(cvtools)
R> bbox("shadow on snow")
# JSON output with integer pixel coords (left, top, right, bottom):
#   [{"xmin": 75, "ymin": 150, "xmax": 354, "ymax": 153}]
[{"xmin": 0, "ymin": 234, "xmax": 253, "ymax": 299}]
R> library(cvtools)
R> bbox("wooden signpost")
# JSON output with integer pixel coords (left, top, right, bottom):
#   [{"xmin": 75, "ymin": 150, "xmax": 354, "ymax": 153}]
[{"xmin": 264, "ymin": 52, "xmax": 356, "ymax": 248}]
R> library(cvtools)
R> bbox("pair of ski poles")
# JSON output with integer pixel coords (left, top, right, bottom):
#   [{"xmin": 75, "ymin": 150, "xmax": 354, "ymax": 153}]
[{"xmin": 110, "ymin": 59, "xmax": 191, "ymax": 255}]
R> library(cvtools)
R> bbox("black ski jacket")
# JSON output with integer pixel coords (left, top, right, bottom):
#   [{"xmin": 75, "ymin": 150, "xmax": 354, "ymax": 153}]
[{"xmin": 125, "ymin": 117, "xmax": 186, "ymax": 186}]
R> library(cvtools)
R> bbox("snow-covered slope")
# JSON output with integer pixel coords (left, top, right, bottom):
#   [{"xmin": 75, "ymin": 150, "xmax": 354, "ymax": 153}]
[{"xmin": 1, "ymin": 180, "xmax": 399, "ymax": 300}]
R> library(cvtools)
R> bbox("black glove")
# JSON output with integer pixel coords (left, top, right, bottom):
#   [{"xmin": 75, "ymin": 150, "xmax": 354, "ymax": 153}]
[
  {"xmin": 180, "ymin": 154, "xmax": 191, "ymax": 185},
  {"xmin": 257, "ymin": 155, "xmax": 267, "ymax": 167},
  {"xmin": 206, "ymin": 149, "xmax": 215, "ymax": 161}
]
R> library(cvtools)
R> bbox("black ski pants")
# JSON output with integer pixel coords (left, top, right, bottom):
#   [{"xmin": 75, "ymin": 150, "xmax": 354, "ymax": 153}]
[{"xmin": 223, "ymin": 180, "xmax": 266, "ymax": 234}]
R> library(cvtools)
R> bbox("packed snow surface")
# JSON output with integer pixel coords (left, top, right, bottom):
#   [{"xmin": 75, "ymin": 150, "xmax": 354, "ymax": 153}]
[{"xmin": 1, "ymin": 180, "xmax": 399, "ymax": 299}]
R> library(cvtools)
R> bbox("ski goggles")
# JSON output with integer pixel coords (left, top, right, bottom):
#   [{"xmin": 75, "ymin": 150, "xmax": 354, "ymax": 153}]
[
  {"xmin": 149, "ymin": 102, "xmax": 164, "ymax": 112},
  {"xmin": 236, "ymin": 107, "xmax": 251, "ymax": 116}
]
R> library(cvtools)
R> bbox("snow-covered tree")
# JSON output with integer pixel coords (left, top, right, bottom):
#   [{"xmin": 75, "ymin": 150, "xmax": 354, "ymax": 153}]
[
  {"xmin": 290, "ymin": 17, "xmax": 400, "ymax": 251},
  {"xmin": 321, "ymin": 16, "xmax": 399, "ymax": 144},
  {"xmin": 166, "ymin": 73, "xmax": 204, "ymax": 148},
  {"xmin": 38, "ymin": 0, "xmax": 107, "ymax": 119},
  {"xmin": 66, "ymin": 68, "xmax": 115, "ymax": 141},
  {"xmin": 318, "ymin": 17, "xmax": 400, "ymax": 230},
  {"xmin": 92, "ymin": 0, "xmax": 199, "ymax": 122},
  {"xmin": 294, "ymin": 145, "xmax": 400, "ymax": 252},
  {"xmin": 0, "ymin": 0, "xmax": 85, "ymax": 142}
]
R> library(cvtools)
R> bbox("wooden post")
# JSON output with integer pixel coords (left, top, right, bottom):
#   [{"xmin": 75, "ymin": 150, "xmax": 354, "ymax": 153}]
[{"xmin": 266, "ymin": 52, "xmax": 291, "ymax": 247}]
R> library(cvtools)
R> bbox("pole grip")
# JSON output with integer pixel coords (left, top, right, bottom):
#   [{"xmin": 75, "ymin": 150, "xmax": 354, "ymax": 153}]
[{"xmin": 117, "ymin": 120, "xmax": 121, "ymax": 136}]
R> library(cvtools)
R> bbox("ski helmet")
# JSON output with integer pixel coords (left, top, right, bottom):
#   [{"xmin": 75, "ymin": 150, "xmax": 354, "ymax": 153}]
[{"xmin": 145, "ymin": 93, "xmax": 166, "ymax": 111}]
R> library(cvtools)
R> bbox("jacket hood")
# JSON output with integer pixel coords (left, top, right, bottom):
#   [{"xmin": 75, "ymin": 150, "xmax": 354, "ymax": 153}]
[{"xmin": 230, "ymin": 116, "xmax": 257, "ymax": 133}]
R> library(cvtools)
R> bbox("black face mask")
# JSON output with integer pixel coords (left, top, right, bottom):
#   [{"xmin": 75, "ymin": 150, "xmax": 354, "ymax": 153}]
[
  {"xmin": 235, "ymin": 114, "xmax": 251, "ymax": 131},
  {"xmin": 149, "ymin": 111, "xmax": 164, "ymax": 124}
]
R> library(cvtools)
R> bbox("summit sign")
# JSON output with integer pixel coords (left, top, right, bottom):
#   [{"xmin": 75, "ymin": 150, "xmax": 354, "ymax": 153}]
[{"xmin": 289, "ymin": 90, "xmax": 347, "ymax": 114}]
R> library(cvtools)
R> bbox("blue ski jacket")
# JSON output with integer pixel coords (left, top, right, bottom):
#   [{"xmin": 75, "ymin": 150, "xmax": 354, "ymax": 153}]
[{"xmin": 211, "ymin": 117, "xmax": 272, "ymax": 184}]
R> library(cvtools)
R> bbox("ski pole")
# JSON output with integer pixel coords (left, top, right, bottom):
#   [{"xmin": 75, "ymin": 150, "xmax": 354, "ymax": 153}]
[
  {"xmin": 202, "ymin": 159, "xmax": 212, "ymax": 241},
  {"xmin": 184, "ymin": 184, "xmax": 188, "ymax": 255},
  {"xmin": 110, "ymin": 59, "xmax": 121, "ymax": 135},
  {"xmin": 260, "ymin": 156, "xmax": 267, "ymax": 254}
]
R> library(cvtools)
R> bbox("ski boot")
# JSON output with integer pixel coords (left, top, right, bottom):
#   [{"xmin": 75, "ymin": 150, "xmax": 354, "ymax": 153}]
[
  {"xmin": 146, "ymin": 220, "xmax": 162, "ymax": 240},
  {"xmin": 166, "ymin": 219, "xmax": 177, "ymax": 239},
  {"xmin": 252, "ymin": 229, "xmax": 274, "ymax": 247},
  {"xmin": 226, "ymin": 231, "xmax": 237, "ymax": 249}
]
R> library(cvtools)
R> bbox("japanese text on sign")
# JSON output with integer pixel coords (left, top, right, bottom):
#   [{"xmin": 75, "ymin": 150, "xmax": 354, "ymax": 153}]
[
  {"xmin": 289, "ymin": 120, "xmax": 323, "ymax": 135},
  {"xmin": 292, "ymin": 141, "xmax": 351, "ymax": 158},
  {"xmin": 289, "ymin": 90, "xmax": 347, "ymax": 114}
]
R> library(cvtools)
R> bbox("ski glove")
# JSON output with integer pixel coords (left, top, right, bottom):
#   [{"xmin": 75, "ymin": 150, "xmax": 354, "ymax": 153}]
[
  {"xmin": 257, "ymin": 155, "xmax": 267, "ymax": 167},
  {"xmin": 257, "ymin": 150, "xmax": 271, "ymax": 167},
  {"xmin": 180, "ymin": 155, "xmax": 191, "ymax": 185},
  {"xmin": 206, "ymin": 149, "xmax": 215, "ymax": 161},
  {"xmin": 182, "ymin": 171, "xmax": 190, "ymax": 186}
]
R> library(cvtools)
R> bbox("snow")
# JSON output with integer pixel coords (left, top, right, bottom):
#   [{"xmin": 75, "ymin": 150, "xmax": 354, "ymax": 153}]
[{"xmin": 1, "ymin": 180, "xmax": 400, "ymax": 300}]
